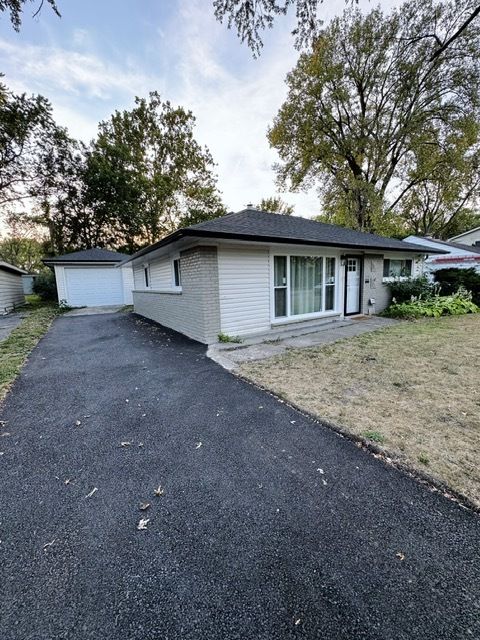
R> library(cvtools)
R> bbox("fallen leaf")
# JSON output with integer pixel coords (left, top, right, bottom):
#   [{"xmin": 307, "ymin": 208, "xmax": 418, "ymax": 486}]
[
  {"xmin": 154, "ymin": 485, "xmax": 165, "ymax": 497},
  {"xmin": 120, "ymin": 441, "xmax": 131, "ymax": 447},
  {"xmin": 85, "ymin": 487, "xmax": 98, "ymax": 499},
  {"xmin": 195, "ymin": 442, "xmax": 202, "ymax": 449},
  {"xmin": 137, "ymin": 518, "xmax": 150, "ymax": 531},
  {"xmin": 139, "ymin": 502, "xmax": 150, "ymax": 511},
  {"xmin": 43, "ymin": 539, "xmax": 56, "ymax": 550}
]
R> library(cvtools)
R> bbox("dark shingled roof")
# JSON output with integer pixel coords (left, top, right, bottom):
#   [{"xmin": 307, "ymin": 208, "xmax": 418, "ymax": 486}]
[
  {"xmin": 43, "ymin": 248, "xmax": 128, "ymax": 264},
  {"xmin": 124, "ymin": 208, "xmax": 446, "ymax": 263}
]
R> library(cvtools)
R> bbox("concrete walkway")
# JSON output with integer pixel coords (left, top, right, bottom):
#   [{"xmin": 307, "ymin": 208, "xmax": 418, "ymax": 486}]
[
  {"xmin": 0, "ymin": 311, "xmax": 26, "ymax": 342},
  {"xmin": 63, "ymin": 305, "xmax": 127, "ymax": 316},
  {"xmin": 208, "ymin": 316, "xmax": 399, "ymax": 370}
]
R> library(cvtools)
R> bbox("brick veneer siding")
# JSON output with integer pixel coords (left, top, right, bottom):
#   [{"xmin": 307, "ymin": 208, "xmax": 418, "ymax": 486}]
[
  {"xmin": 133, "ymin": 246, "xmax": 221, "ymax": 344},
  {"xmin": 361, "ymin": 254, "xmax": 391, "ymax": 315}
]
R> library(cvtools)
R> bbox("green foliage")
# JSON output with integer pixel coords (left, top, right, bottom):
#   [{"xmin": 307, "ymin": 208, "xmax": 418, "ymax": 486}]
[
  {"xmin": 217, "ymin": 332, "xmax": 243, "ymax": 343},
  {"xmin": 268, "ymin": 0, "xmax": 480, "ymax": 234},
  {"xmin": 383, "ymin": 289, "xmax": 479, "ymax": 319},
  {"xmin": 0, "ymin": 82, "xmax": 64, "ymax": 208},
  {"xmin": 0, "ymin": 235, "xmax": 44, "ymax": 272},
  {"xmin": 0, "ymin": 0, "xmax": 59, "ymax": 31},
  {"xmin": 387, "ymin": 276, "xmax": 438, "ymax": 304},
  {"xmin": 213, "ymin": 0, "xmax": 322, "ymax": 55},
  {"xmin": 442, "ymin": 211, "xmax": 480, "ymax": 240},
  {"xmin": 362, "ymin": 430, "xmax": 385, "ymax": 444},
  {"xmin": 32, "ymin": 269, "xmax": 57, "ymax": 301},
  {"xmin": 0, "ymin": 303, "xmax": 65, "ymax": 401},
  {"xmin": 84, "ymin": 91, "xmax": 226, "ymax": 252},
  {"xmin": 258, "ymin": 196, "xmax": 294, "ymax": 215},
  {"xmin": 433, "ymin": 268, "xmax": 480, "ymax": 305}
]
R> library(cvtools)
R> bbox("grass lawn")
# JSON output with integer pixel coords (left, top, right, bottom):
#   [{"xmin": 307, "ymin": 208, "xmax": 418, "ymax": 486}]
[
  {"xmin": 0, "ymin": 302, "xmax": 64, "ymax": 402},
  {"xmin": 240, "ymin": 314, "xmax": 480, "ymax": 508}
]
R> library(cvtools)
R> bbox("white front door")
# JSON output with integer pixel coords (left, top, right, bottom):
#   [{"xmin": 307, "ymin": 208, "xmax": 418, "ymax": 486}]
[{"xmin": 345, "ymin": 257, "xmax": 361, "ymax": 315}]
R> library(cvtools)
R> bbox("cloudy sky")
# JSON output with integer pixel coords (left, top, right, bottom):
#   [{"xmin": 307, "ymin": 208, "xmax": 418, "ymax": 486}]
[{"xmin": 0, "ymin": 0, "xmax": 398, "ymax": 217}]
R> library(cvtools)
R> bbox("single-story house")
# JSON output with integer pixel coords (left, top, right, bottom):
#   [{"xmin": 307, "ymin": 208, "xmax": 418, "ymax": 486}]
[
  {"xmin": 122, "ymin": 208, "xmax": 443, "ymax": 344},
  {"xmin": 44, "ymin": 248, "xmax": 134, "ymax": 308},
  {"xmin": 404, "ymin": 236, "xmax": 480, "ymax": 274},
  {"xmin": 448, "ymin": 225, "xmax": 480, "ymax": 247},
  {"xmin": 0, "ymin": 261, "xmax": 27, "ymax": 313}
]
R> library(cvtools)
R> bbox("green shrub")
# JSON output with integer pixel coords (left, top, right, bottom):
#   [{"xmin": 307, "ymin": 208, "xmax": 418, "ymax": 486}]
[
  {"xmin": 218, "ymin": 332, "xmax": 243, "ymax": 344},
  {"xmin": 433, "ymin": 268, "xmax": 480, "ymax": 306},
  {"xmin": 387, "ymin": 275, "xmax": 437, "ymax": 303},
  {"xmin": 32, "ymin": 270, "xmax": 57, "ymax": 301},
  {"xmin": 383, "ymin": 288, "xmax": 479, "ymax": 319}
]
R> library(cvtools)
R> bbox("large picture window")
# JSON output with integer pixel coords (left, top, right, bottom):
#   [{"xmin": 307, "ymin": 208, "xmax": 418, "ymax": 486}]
[{"xmin": 273, "ymin": 255, "xmax": 337, "ymax": 319}]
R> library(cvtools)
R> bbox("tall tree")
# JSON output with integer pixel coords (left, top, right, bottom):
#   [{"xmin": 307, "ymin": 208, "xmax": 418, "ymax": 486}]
[
  {"xmin": 268, "ymin": 0, "xmax": 480, "ymax": 234},
  {"xmin": 0, "ymin": 82, "xmax": 61, "ymax": 210},
  {"xmin": 0, "ymin": 0, "xmax": 59, "ymax": 30},
  {"xmin": 258, "ymin": 196, "xmax": 294, "ymax": 214},
  {"xmin": 0, "ymin": 236, "xmax": 44, "ymax": 271},
  {"xmin": 399, "ymin": 121, "xmax": 480, "ymax": 237},
  {"xmin": 213, "ymin": 0, "xmax": 480, "ymax": 57},
  {"xmin": 84, "ymin": 92, "xmax": 226, "ymax": 252}
]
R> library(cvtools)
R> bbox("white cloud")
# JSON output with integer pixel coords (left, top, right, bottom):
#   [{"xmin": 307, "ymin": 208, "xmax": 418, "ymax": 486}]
[{"xmin": 0, "ymin": 0, "xmax": 403, "ymax": 216}]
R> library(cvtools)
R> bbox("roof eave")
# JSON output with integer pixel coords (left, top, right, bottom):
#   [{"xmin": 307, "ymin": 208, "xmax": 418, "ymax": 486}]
[{"xmin": 119, "ymin": 229, "xmax": 448, "ymax": 263}]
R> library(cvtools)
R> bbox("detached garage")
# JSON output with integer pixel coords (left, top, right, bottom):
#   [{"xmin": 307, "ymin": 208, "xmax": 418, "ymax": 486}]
[
  {"xmin": 44, "ymin": 248, "xmax": 134, "ymax": 308},
  {"xmin": 0, "ymin": 261, "xmax": 27, "ymax": 313}
]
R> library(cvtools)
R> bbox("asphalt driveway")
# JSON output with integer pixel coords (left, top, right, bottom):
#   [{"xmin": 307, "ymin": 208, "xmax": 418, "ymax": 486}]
[{"xmin": 0, "ymin": 313, "xmax": 479, "ymax": 640}]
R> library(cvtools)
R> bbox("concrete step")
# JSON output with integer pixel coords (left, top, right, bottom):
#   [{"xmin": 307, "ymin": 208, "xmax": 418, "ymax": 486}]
[{"xmin": 214, "ymin": 316, "xmax": 353, "ymax": 350}]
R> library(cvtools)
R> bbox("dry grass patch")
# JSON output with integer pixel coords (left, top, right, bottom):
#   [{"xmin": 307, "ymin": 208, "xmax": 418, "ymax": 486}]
[
  {"xmin": 240, "ymin": 315, "xmax": 480, "ymax": 507},
  {"xmin": 0, "ymin": 304, "xmax": 63, "ymax": 402}
]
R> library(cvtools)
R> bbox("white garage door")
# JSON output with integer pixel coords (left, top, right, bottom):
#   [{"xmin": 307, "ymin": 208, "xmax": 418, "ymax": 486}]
[{"xmin": 64, "ymin": 267, "xmax": 124, "ymax": 307}]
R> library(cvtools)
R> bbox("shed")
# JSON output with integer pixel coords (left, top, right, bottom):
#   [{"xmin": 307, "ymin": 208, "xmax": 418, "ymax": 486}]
[
  {"xmin": 44, "ymin": 248, "xmax": 134, "ymax": 308},
  {"xmin": 0, "ymin": 261, "xmax": 27, "ymax": 313}
]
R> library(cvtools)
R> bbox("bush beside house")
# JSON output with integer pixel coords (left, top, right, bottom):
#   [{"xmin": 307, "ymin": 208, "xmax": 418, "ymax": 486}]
[
  {"xmin": 32, "ymin": 270, "xmax": 57, "ymax": 301},
  {"xmin": 433, "ymin": 268, "xmax": 480, "ymax": 306},
  {"xmin": 383, "ymin": 275, "xmax": 479, "ymax": 319}
]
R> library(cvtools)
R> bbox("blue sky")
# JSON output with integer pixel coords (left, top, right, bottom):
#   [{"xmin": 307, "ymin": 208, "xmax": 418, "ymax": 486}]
[{"xmin": 0, "ymin": 0, "xmax": 397, "ymax": 215}]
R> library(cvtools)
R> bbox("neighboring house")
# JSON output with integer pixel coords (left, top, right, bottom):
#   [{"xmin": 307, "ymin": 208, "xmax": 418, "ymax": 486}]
[
  {"xmin": 21, "ymin": 274, "xmax": 37, "ymax": 295},
  {"xmin": 44, "ymin": 248, "xmax": 134, "ymax": 308},
  {"xmin": 404, "ymin": 236, "xmax": 480, "ymax": 275},
  {"xmin": 122, "ymin": 208, "xmax": 443, "ymax": 344},
  {"xmin": 448, "ymin": 226, "xmax": 480, "ymax": 247},
  {"xmin": 0, "ymin": 261, "xmax": 27, "ymax": 313}
]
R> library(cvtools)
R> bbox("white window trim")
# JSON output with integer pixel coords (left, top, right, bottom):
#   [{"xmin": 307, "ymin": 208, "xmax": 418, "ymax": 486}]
[
  {"xmin": 171, "ymin": 256, "xmax": 182, "ymax": 290},
  {"xmin": 382, "ymin": 257, "xmax": 414, "ymax": 282},
  {"xmin": 142, "ymin": 263, "xmax": 151, "ymax": 289},
  {"xmin": 269, "ymin": 251, "xmax": 340, "ymax": 324}
]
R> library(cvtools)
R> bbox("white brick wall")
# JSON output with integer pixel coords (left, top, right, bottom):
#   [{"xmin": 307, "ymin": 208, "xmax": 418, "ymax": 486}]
[
  {"xmin": 133, "ymin": 246, "xmax": 221, "ymax": 344},
  {"xmin": 361, "ymin": 254, "xmax": 391, "ymax": 314}
]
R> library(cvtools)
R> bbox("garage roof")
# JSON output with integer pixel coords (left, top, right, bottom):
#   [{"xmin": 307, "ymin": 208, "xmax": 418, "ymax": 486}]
[{"xmin": 44, "ymin": 248, "xmax": 129, "ymax": 265}]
